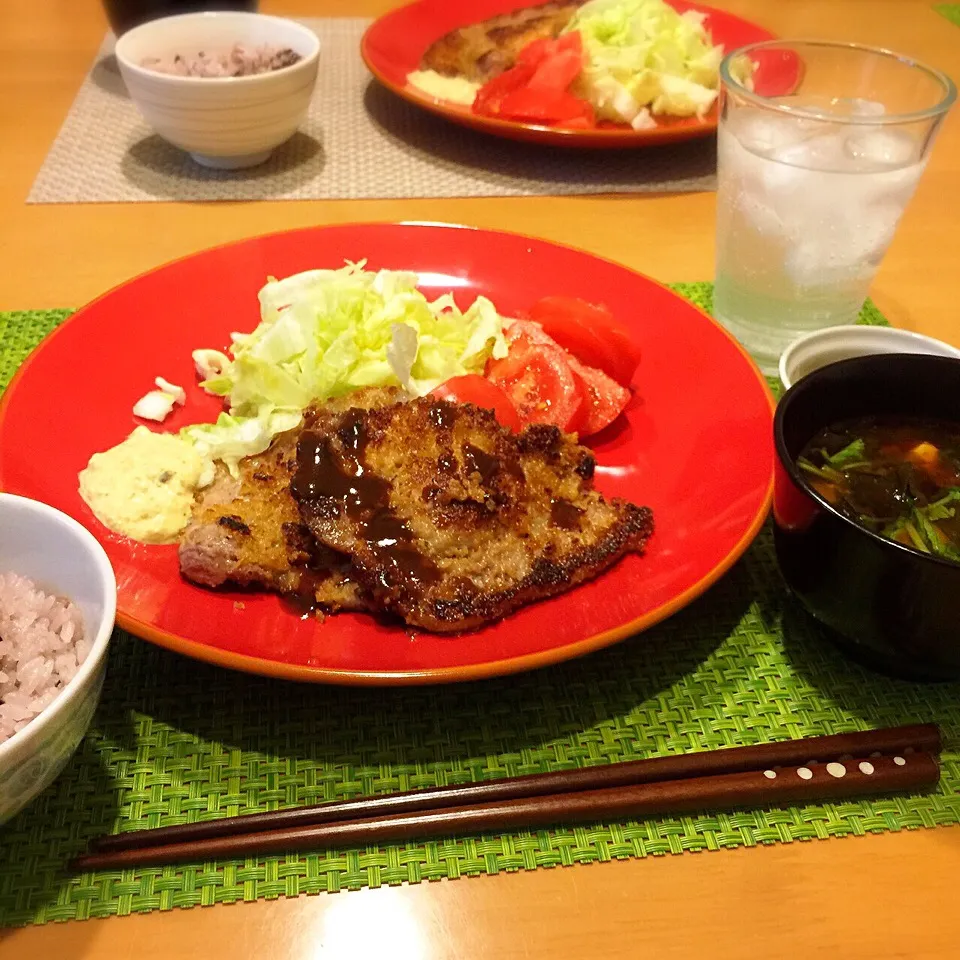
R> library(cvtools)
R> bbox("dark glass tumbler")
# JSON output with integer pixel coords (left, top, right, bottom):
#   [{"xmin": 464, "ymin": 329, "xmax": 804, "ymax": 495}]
[{"xmin": 103, "ymin": 0, "xmax": 258, "ymax": 36}]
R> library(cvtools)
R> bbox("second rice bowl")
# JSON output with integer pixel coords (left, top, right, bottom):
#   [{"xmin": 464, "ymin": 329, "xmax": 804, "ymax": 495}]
[{"xmin": 114, "ymin": 11, "xmax": 321, "ymax": 169}]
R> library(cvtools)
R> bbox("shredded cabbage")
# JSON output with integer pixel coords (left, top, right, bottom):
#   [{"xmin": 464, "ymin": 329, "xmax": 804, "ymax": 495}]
[
  {"xmin": 154, "ymin": 377, "xmax": 186, "ymax": 405},
  {"xmin": 182, "ymin": 407, "xmax": 303, "ymax": 485},
  {"xmin": 132, "ymin": 376, "xmax": 186, "ymax": 422},
  {"xmin": 133, "ymin": 391, "xmax": 179, "ymax": 423},
  {"xmin": 563, "ymin": 0, "xmax": 732, "ymax": 124},
  {"xmin": 180, "ymin": 262, "xmax": 510, "ymax": 476}
]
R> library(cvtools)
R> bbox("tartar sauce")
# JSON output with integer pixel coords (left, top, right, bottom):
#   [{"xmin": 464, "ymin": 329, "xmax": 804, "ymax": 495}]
[
  {"xmin": 78, "ymin": 427, "xmax": 206, "ymax": 544},
  {"xmin": 406, "ymin": 70, "xmax": 481, "ymax": 106}
]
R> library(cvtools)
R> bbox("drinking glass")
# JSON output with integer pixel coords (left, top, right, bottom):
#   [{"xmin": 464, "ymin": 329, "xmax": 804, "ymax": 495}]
[{"xmin": 714, "ymin": 41, "xmax": 956, "ymax": 374}]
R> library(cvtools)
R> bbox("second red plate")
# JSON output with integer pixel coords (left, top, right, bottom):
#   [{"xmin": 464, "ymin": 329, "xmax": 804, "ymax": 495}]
[{"xmin": 361, "ymin": 0, "xmax": 775, "ymax": 148}]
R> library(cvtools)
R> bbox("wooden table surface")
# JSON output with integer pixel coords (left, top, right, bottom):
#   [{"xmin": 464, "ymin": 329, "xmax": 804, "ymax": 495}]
[{"xmin": 1, "ymin": 0, "xmax": 958, "ymax": 956}]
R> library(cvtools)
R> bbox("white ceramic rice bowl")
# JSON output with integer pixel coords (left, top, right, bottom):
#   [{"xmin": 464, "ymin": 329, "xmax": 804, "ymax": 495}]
[
  {"xmin": 0, "ymin": 494, "xmax": 116, "ymax": 825},
  {"xmin": 114, "ymin": 11, "xmax": 320, "ymax": 169}
]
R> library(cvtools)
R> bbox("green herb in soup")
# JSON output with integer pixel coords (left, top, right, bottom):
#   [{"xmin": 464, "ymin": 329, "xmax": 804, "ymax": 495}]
[{"xmin": 797, "ymin": 416, "xmax": 960, "ymax": 564}]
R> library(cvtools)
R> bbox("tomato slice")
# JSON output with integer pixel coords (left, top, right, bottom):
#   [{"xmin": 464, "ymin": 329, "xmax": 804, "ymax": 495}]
[
  {"xmin": 566, "ymin": 357, "xmax": 631, "ymax": 436},
  {"xmin": 555, "ymin": 31, "xmax": 584, "ymax": 55},
  {"xmin": 528, "ymin": 48, "xmax": 584, "ymax": 93},
  {"xmin": 474, "ymin": 32, "xmax": 589, "ymax": 127},
  {"xmin": 505, "ymin": 319, "xmax": 572, "ymax": 353},
  {"xmin": 430, "ymin": 375, "xmax": 522, "ymax": 433},
  {"xmin": 503, "ymin": 320, "xmax": 630, "ymax": 435},
  {"xmin": 473, "ymin": 64, "xmax": 536, "ymax": 116},
  {"xmin": 517, "ymin": 31, "xmax": 583, "ymax": 70},
  {"xmin": 485, "ymin": 334, "xmax": 583, "ymax": 430},
  {"xmin": 516, "ymin": 36, "xmax": 554, "ymax": 68},
  {"xmin": 528, "ymin": 296, "xmax": 642, "ymax": 387},
  {"xmin": 526, "ymin": 304, "xmax": 623, "ymax": 383},
  {"xmin": 498, "ymin": 88, "xmax": 590, "ymax": 123}
]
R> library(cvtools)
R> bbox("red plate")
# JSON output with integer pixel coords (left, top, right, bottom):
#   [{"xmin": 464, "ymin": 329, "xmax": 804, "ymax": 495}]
[
  {"xmin": 0, "ymin": 224, "xmax": 773, "ymax": 685},
  {"xmin": 361, "ymin": 0, "xmax": 775, "ymax": 148}
]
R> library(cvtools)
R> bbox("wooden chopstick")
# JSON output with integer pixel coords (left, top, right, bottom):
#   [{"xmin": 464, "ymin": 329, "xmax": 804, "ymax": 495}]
[
  {"xmin": 72, "ymin": 750, "xmax": 939, "ymax": 871},
  {"xmin": 87, "ymin": 724, "xmax": 940, "ymax": 854},
  {"xmin": 74, "ymin": 724, "xmax": 939, "ymax": 869}
]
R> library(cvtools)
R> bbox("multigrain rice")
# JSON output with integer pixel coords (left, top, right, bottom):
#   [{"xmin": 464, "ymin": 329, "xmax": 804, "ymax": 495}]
[
  {"xmin": 140, "ymin": 43, "xmax": 302, "ymax": 78},
  {"xmin": 0, "ymin": 573, "xmax": 88, "ymax": 743}
]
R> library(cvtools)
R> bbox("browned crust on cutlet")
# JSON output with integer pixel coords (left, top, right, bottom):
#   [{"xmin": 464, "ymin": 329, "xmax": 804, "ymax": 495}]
[
  {"xmin": 178, "ymin": 387, "xmax": 402, "ymax": 609},
  {"xmin": 178, "ymin": 430, "xmax": 366, "ymax": 608},
  {"xmin": 293, "ymin": 396, "xmax": 653, "ymax": 633},
  {"xmin": 420, "ymin": 0, "xmax": 584, "ymax": 82},
  {"xmin": 422, "ymin": 500, "xmax": 653, "ymax": 629}
]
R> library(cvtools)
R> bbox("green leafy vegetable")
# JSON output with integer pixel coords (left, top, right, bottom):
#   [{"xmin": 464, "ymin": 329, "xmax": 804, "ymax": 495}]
[
  {"xmin": 797, "ymin": 457, "xmax": 843, "ymax": 483},
  {"xmin": 823, "ymin": 439, "xmax": 866, "ymax": 468},
  {"xmin": 924, "ymin": 487, "xmax": 960, "ymax": 522},
  {"xmin": 881, "ymin": 516, "xmax": 907, "ymax": 540},
  {"xmin": 882, "ymin": 500, "xmax": 960, "ymax": 562},
  {"xmin": 180, "ymin": 262, "xmax": 510, "ymax": 476},
  {"xmin": 913, "ymin": 508, "xmax": 940, "ymax": 552},
  {"xmin": 562, "ymin": 0, "xmax": 743, "ymax": 126},
  {"xmin": 902, "ymin": 519, "xmax": 929, "ymax": 553},
  {"xmin": 182, "ymin": 407, "xmax": 302, "ymax": 483}
]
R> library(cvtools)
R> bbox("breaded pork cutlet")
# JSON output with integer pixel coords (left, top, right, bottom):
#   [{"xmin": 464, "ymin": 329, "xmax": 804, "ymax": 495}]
[
  {"xmin": 178, "ymin": 387, "xmax": 401, "ymax": 609},
  {"xmin": 291, "ymin": 395, "xmax": 653, "ymax": 632},
  {"xmin": 421, "ymin": 0, "xmax": 583, "ymax": 83}
]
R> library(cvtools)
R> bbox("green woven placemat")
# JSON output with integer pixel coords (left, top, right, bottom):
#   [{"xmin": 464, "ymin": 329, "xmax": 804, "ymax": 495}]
[
  {"xmin": 935, "ymin": 4, "xmax": 960, "ymax": 26},
  {"xmin": 0, "ymin": 289, "xmax": 956, "ymax": 929}
]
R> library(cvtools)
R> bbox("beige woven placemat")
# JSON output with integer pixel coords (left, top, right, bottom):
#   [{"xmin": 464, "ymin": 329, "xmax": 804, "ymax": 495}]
[{"xmin": 27, "ymin": 18, "xmax": 716, "ymax": 203}]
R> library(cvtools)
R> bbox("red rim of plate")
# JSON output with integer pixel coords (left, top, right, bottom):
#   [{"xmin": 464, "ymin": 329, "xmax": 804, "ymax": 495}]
[
  {"xmin": 360, "ymin": 0, "xmax": 776, "ymax": 148},
  {"xmin": 0, "ymin": 223, "xmax": 774, "ymax": 685}
]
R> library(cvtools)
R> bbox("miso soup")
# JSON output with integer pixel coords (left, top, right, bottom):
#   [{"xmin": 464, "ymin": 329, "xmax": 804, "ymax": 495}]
[{"xmin": 797, "ymin": 416, "xmax": 960, "ymax": 563}]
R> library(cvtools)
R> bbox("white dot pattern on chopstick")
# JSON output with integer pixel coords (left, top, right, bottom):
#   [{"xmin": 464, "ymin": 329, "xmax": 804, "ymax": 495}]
[
  {"xmin": 894, "ymin": 756, "xmax": 906, "ymax": 766},
  {"xmin": 826, "ymin": 762, "xmax": 846, "ymax": 778},
  {"xmin": 859, "ymin": 761, "xmax": 875, "ymax": 775},
  {"xmin": 797, "ymin": 767, "xmax": 813, "ymax": 780},
  {"xmin": 763, "ymin": 770, "xmax": 777, "ymax": 780}
]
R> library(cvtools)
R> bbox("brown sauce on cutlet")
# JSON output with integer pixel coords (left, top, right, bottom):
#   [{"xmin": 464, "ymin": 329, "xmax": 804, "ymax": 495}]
[
  {"xmin": 294, "ymin": 409, "xmax": 440, "ymax": 592},
  {"xmin": 293, "ymin": 415, "xmax": 390, "ymax": 515},
  {"xmin": 366, "ymin": 509, "xmax": 441, "ymax": 588},
  {"xmin": 550, "ymin": 498, "xmax": 583, "ymax": 530},
  {"xmin": 428, "ymin": 402, "xmax": 456, "ymax": 429},
  {"xmin": 462, "ymin": 443, "xmax": 499, "ymax": 483},
  {"xmin": 369, "ymin": 543, "xmax": 441, "ymax": 592},
  {"xmin": 281, "ymin": 564, "xmax": 358, "ymax": 621},
  {"xmin": 365, "ymin": 508, "xmax": 409, "ymax": 544},
  {"xmin": 282, "ymin": 568, "xmax": 326, "ymax": 618}
]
